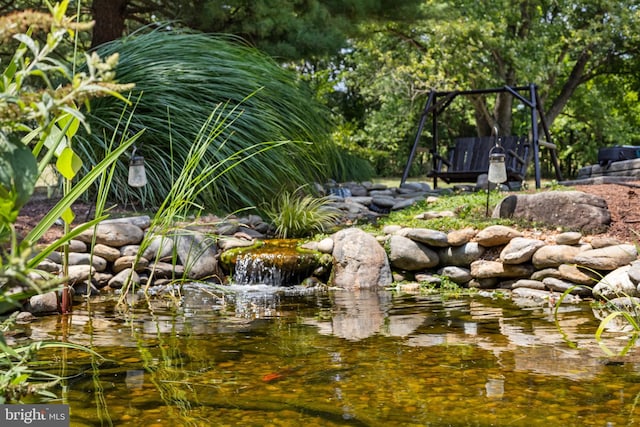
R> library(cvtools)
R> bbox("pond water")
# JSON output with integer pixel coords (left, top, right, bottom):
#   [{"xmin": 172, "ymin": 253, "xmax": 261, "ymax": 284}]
[{"xmin": 20, "ymin": 284, "xmax": 640, "ymax": 426}]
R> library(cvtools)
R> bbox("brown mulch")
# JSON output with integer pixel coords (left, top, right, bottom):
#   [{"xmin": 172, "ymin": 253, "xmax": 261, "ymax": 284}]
[
  {"xmin": 572, "ymin": 182, "xmax": 640, "ymax": 244},
  {"xmin": 13, "ymin": 182, "xmax": 640, "ymax": 245}
]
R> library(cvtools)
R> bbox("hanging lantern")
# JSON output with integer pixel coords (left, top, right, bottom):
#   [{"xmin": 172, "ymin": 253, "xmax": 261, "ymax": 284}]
[
  {"xmin": 488, "ymin": 146, "xmax": 507, "ymax": 184},
  {"xmin": 128, "ymin": 147, "xmax": 147, "ymax": 187}
]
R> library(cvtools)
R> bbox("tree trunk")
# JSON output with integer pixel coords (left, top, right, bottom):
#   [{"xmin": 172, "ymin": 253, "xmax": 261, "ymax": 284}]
[
  {"xmin": 91, "ymin": 0, "xmax": 128, "ymax": 49},
  {"xmin": 544, "ymin": 49, "xmax": 591, "ymax": 129}
]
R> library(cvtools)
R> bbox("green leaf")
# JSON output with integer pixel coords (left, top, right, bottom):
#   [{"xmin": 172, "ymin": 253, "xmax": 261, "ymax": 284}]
[
  {"xmin": 0, "ymin": 134, "xmax": 38, "ymax": 216},
  {"xmin": 42, "ymin": 124, "xmax": 67, "ymax": 158},
  {"xmin": 60, "ymin": 207, "xmax": 75, "ymax": 225},
  {"xmin": 58, "ymin": 112, "xmax": 80, "ymax": 139},
  {"xmin": 56, "ymin": 147, "xmax": 83, "ymax": 180}
]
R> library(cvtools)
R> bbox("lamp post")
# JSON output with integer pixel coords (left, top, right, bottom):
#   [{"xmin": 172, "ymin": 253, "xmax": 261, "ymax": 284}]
[
  {"xmin": 486, "ymin": 143, "xmax": 507, "ymax": 216},
  {"xmin": 128, "ymin": 146, "xmax": 147, "ymax": 187}
]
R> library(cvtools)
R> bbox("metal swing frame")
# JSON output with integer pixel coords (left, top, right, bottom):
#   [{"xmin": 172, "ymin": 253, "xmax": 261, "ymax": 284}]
[{"xmin": 400, "ymin": 83, "xmax": 563, "ymax": 189}]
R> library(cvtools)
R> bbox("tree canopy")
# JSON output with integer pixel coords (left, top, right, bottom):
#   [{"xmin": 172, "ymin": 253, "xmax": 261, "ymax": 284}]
[
  {"xmin": 328, "ymin": 0, "xmax": 640, "ymax": 175},
  {"xmin": 4, "ymin": 0, "xmax": 640, "ymax": 177}
]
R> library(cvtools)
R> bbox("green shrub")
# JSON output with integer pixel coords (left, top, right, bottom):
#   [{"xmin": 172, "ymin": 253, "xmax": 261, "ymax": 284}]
[{"xmin": 263, "ymin": 186, "xmax": 342, "ymax": 238}]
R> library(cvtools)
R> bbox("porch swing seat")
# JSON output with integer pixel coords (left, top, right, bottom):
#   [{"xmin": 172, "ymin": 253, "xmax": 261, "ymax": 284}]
[{"xmin": 427, "ymin": 135, "xmax": 530, "ymax": 184}]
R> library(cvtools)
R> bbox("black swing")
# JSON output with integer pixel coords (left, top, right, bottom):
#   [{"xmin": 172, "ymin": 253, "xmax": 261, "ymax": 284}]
[{"xmin": 400, "ymin": 83, "xmax": 563, "ymax": 189}]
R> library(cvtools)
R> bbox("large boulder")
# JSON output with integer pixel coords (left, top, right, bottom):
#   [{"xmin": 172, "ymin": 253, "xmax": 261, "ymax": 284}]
[
  {"xmin": 492, "ymin": 191, "xmax": 610, "ymax": 233},
  {"xmin": 330, "ymin": 228, "xmax": 392, "ymax": 290}
]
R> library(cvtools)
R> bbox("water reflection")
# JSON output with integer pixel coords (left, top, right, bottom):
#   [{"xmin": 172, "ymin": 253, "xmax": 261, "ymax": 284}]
[{"xmin": 19, "ymin": 285, "xmax": 640, "ymax": 426}]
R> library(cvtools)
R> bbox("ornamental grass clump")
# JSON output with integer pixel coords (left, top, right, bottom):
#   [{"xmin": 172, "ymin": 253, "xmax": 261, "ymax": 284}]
[
  {"xmin": 263, "ymin": 186, "xmax": 342, "ymax": 238},
  {"xmin": 75, "ymin": 30, "xmax": 359, "ymax": 212}
]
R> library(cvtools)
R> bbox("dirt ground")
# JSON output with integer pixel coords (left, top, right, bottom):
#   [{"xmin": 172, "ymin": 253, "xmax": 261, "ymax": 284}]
[{"xmin": 13, "ymin": 182, "xmax": 640, "ymax": 245}]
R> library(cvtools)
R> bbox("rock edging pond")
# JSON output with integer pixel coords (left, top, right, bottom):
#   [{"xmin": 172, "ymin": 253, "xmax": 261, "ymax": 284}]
[{"xmin": 21, "ymin": 212, "xmax": 640, "ymax": 317}]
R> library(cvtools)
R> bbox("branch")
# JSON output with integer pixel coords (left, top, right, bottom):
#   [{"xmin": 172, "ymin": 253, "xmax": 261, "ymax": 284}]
[{"xmin": 383, "ymin": 27, "xmax": 429, "ymax": 53}]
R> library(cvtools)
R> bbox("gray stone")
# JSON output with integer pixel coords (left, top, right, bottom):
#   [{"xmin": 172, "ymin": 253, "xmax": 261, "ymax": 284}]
[
  {"xmin": 392, "ymin": 198, "xmax": 419, "ymax": 210},
  {"xmin": 447, "ymin": 227, "xmax": 477, "ymax": 247},
  {"xmin": 531, "ymin": 245, "xmax": 581, "ymax": 268},
  {"xmin": 383, "ymin": 225, "xmax": 403, "ymax": 235},
  {"xmin": 371, "ymin": 196, "xmax": 396, "ymax": 208},
  {"xmin": 52, "ymin": 239, "xmax": 86, "ymax": 253},
  {"xmin": 316, "ymin": 237, "xmax": 334, "ymax": 254},
  {"xmin": 67, "ymin": 265, "xmax": 94, "ymax": 284},
  {"xmin": 592, "ymin": 265, "xmax": 638, "ymax": 299},
  {"xmin": 101, "ymin": 215, "xmax": 151, "ymax": 229},
  {"xmin": 36, "ymin": 259, "xmax": 59, "ymax": 273},
  {"xmin": 147, "ymin": 261, "xmax": 185, "ymax": 280},
  {"xmin": 511, "ymin": 287, "xmax": 554, "ymax": 305},
  {"xmin": 120, "ymin": 244, "xmax": 140, "ymax": 257},
  {"xmin": 141, "ymin": 234, "xmax": 175, "ymax": 261},
  {"xmin": 26, "ymin": 291, "xmax": 59, "ymax": 314},
  {"xmin": 93, "ymin": 243, "xmax": 121, "ymax": 262},
  {"xmin": 92, "ymin": 272, "xmax": 113, "ymax": 289},
  {"xmin": 175, "ymin": 230, "xmax": 224, "ymax": 281},
  {"xmin": 68, "ymin": 253, "xmax": 107, "ymax": 272},
  {"xmin": 542, "ymin": 277, "xmax": 591, "ymax": 297},
  {"xmin": 388, "ymin": 235, "xmax": 439, "ymax": 271},
  {"xmin": 217, "ymin": 236, "xmax": 255, "ymax": 251},
  {"xmin": 470, "ymin": 260, "xmax": 534, "ymax": 279},
  {"xmin": 397, "ymin": 228, "xmax": 450, "ymax": 247},
  {"xmin": 108, "ymin": 268, "xmax": 140, "ymax": 290},
  {"xmin": 414, "ymin": 210, "xmax": 456, "ymax": 220},
  {"xmin": 628, "ymin": 262, "xmax": 640, "ymax": 285},
  {"xmin": 468, "ymin": 277, "xmax": 499, "ymax": 289},
  {"xmin": 438, "ymin": 242, "xmax": 485, "ymax": 267},
  {"xmin": 500, "ymin": 237, "xmax": 546, "ymax": 264},
  {"xmin": 475, "ymin": 225, "xmax": 523, "ymax": 247},
  {"xmin": 76, "ymin": 222, "xmax": 145, "ymax": 247},
  {"xmin": 437, "ymin": 266, "xmax": 472, "ymax": 284},
  {"xmin": 492, "ymin": 191, "xmax": 610, "ymax": 234},
  {"xmin": 330, "ymin": 228, "xmax": 392, "ymax": 289},
  {"xmin": 512, "ymin": 279, "xmax": 546, "ymax": 290},
  {"xmin": 215, "ymin": 221, "xmax": 240, "ymax": 236},
  {"xmin": 590, "ymin": 236, "xmax": 623, "ymax": 249},
  {"xmin": 348, "ymin": 196, "xmax": 373, "ymax": 206},
  {"xmin": 555, "ymin": 232, "xmax": 582, "ymax": 246},
  {"xmin": 113, "ymin": 256, "xmax": 149, "ymax": 274},
  {"xmin": 512, "ymin": 287, "xmax": 582, "ymax": 305},
  {"xmin": 557, "ymin": 264, "xmax": 600, "ymax": 285},
  {"xmin": 15, "ymin": 311, "xmax": 37, "ymax": 323},
  {"xmin": 73, "ymin": 281, "xmax": 100, "ymax": 297},
  {"xmin": 574, "ymin": 244, "xmax": 638, "ymax": 271},
  {"xmin": 414, "ymin": 273, "xmax": 442, "ymax": 284},
  {"xmin": 530, "ymin": 267, "xmax": 561, "ymax": 281}
]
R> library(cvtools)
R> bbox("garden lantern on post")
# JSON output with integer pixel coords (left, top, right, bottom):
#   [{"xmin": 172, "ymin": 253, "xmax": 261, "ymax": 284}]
[
  {"xmin": 486, "ymin": 138, "xmax": 507, "ymax": 216},
  {"xmin": 128, "ymin": 146, "xmax": 147, "ymax": 187}
]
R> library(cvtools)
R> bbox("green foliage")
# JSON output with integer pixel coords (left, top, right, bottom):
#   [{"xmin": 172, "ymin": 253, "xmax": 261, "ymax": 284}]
[
  {"xmin": 368, "ymin": 190, "xmax": 519, "ymax": 233},
  {"xmin": 262, "ymin": 186, "xmax": 342, "ymax": 238},
  {"xmin": 0, "ymin": 1, "xmax": 134, "ymax": 401},
  {"xmin": 322, "ymin": 0, "xmax": 640, "ymax": 177},
  {"xmin": 75, "ymin": 30, "xmax": 351, "ymax": 212},
  {"xmin": 0, "ymin": 315, "xmax": 102, "ymax": 403}
]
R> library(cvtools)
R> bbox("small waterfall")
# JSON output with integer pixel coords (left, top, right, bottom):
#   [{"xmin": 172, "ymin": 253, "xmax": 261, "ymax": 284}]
[
  {"xmin": 228, "ymin": 239, "xmax": 325, "ymax": 287},
  {"xmin": 234, "ymin": 254, "xmax": 295, "ymax": 286}
]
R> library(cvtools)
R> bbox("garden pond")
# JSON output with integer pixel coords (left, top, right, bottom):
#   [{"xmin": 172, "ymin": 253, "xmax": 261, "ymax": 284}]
[{"xmin": 18, "ymin": 284, "xmax": 640, "ymax": 426}]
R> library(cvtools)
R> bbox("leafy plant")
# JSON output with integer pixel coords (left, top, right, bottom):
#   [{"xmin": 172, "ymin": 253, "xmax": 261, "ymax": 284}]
[
  {"xmin": 0, "ymin": 1, "xmax": 136, "ymax": 401},
  {"xmin": 263, "ymin": 186, "xmax": 342, "ymax": 238}
]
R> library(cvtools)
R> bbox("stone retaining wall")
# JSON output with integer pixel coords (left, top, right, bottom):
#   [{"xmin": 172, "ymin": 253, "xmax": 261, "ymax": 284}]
[{"xmin": 23, "ymin": 214, "xmax": 640, "ymax": 315}]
